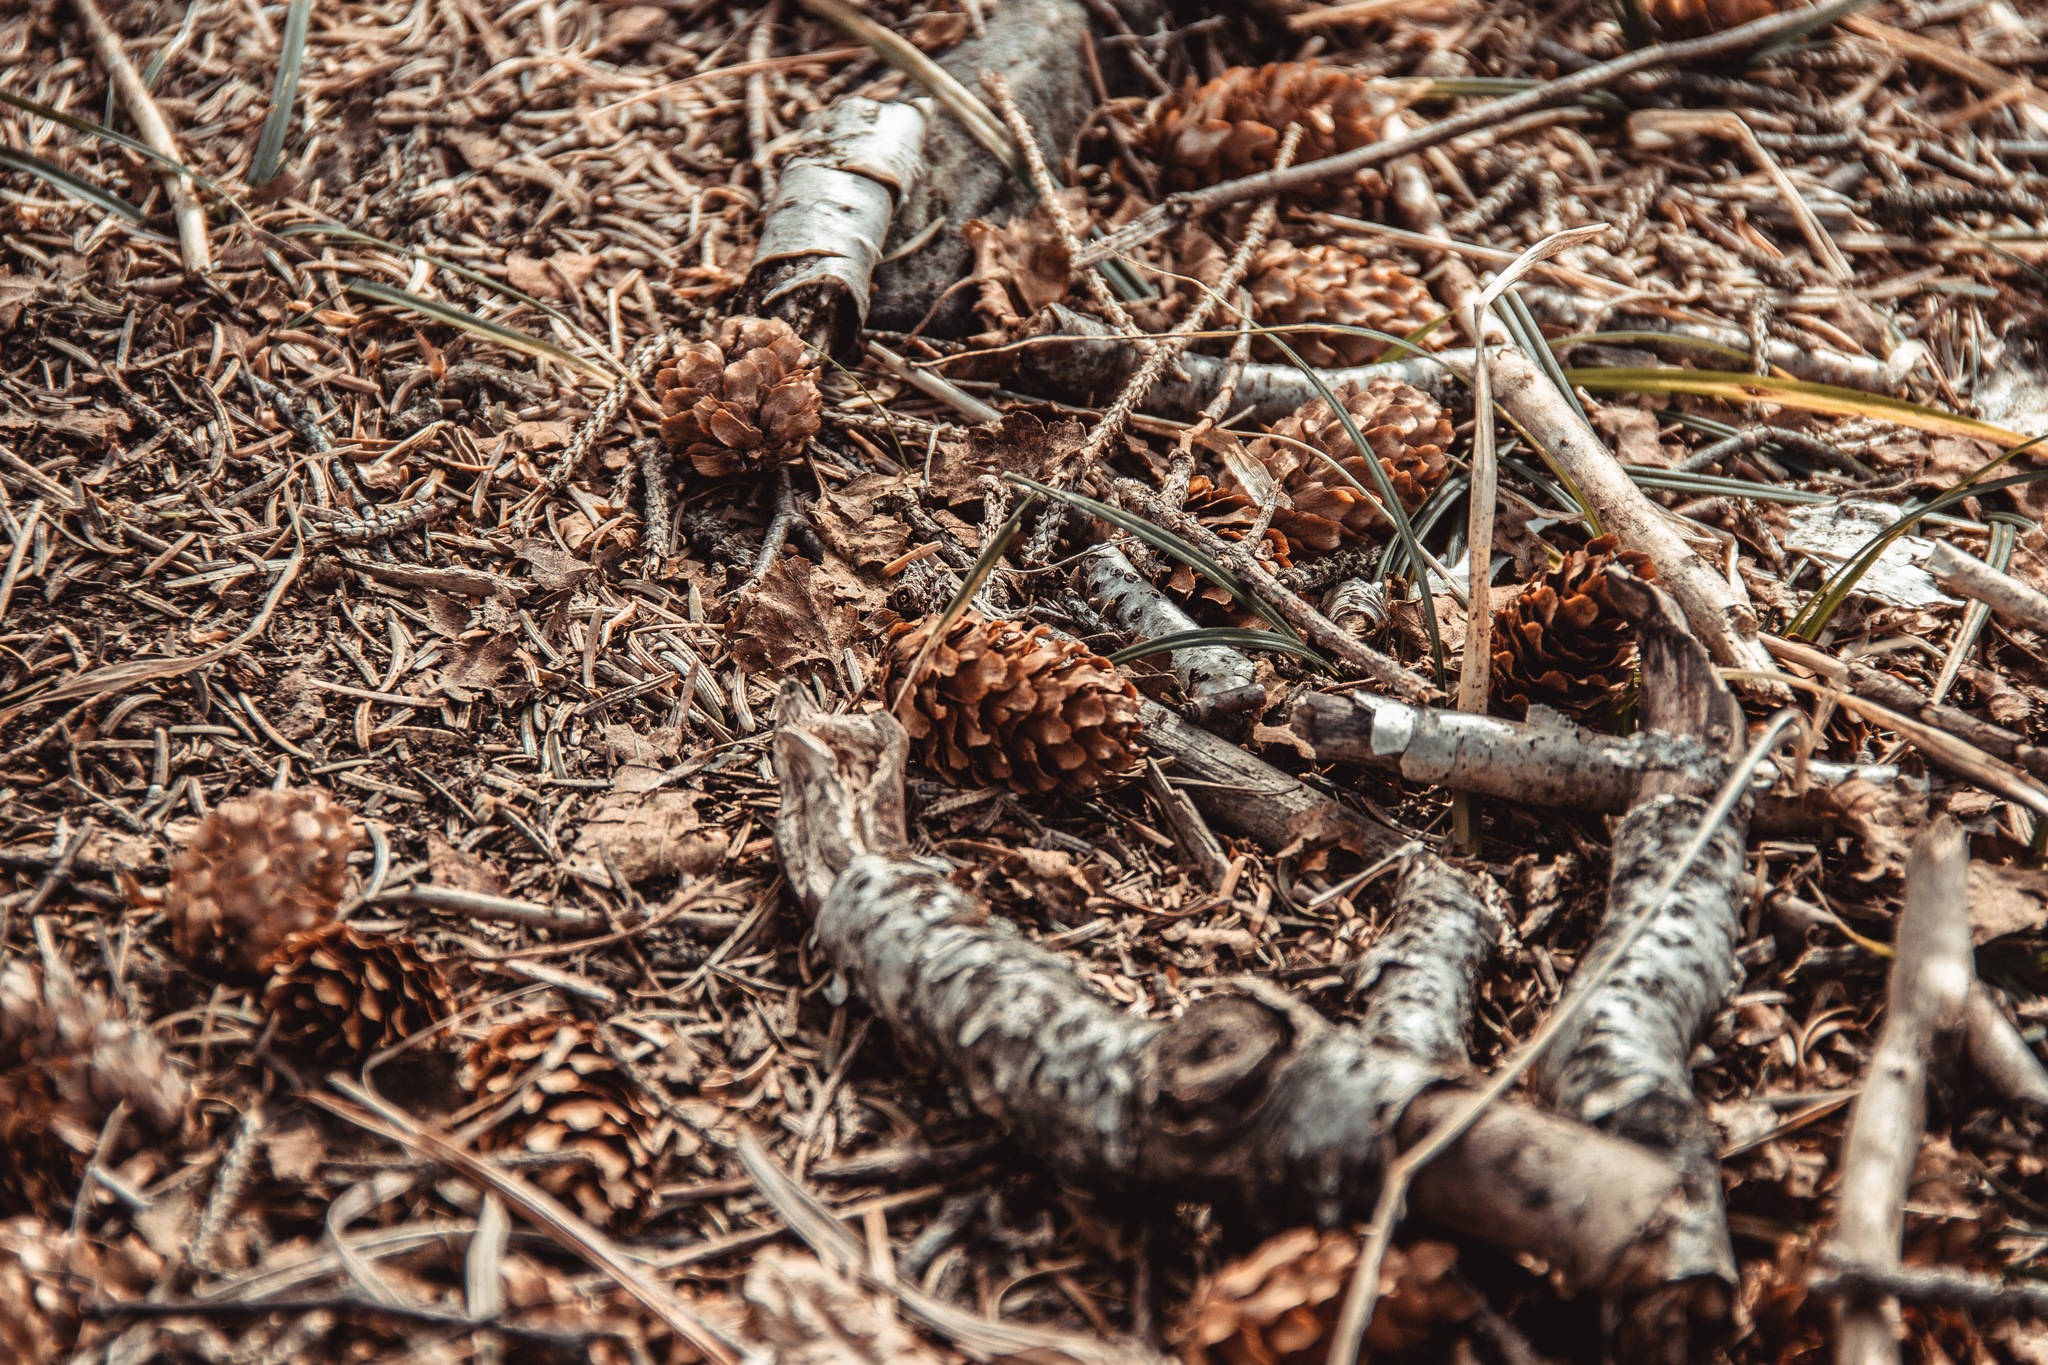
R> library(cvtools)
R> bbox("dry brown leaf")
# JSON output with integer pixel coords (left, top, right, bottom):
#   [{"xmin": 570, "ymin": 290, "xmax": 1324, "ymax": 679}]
[
  {"xmin": 440, "ymin": 633, "xmax": 520, "ymax": 698},
  {"xmin": 1969, "ymin": 860, "xmax": 2048, "ymax": 944},
  {"xmin": 745, "ymin": 1247, "xmax": 945, "ymax": 1365},
  {"xmin": 450, "ymin": 131, "xmax": 510, "ymax": 170},
  {"xmin": 572, "ymin": 767, "xmax": 723, "ymax": 882},
  {"xmin": 728, "ymin": 553, "xmax": 866, "ymax": 673},
  {"xmin": 507, "ymin": 251, "xmax": 601, "ymax": 299},
  {"xmin": 427, "ymin": 832, "xmax": 506, "ymax": 896},
  {"xmin": 514, "ymin": 539, "xmax": 595, "ymax": 592},
  {"xmin": 927, "ymin": 413, "xmax": 1077, "ymax": 505}
]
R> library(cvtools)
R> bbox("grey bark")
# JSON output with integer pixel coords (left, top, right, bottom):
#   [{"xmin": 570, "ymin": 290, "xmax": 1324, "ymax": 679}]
[
  {"xmin": 1080, "ymin": 544, "xmax": 1259, "ymax": 704},
  {"xmin": 1528, "ymin": 572, "xmax": 1748, "ymax": 1340},
  {"xmin": 1927, "ymin": 541, "xmax": 2048, "ymax": 636},
  {"xmin": 1964, "ymin": 985, "xmax": 2048, "ymax": 1116},
  {"xmin": 868, "ymin": 0, "xmax": 1095, "ymax": 334},
  {"xmin": 1353, "ymin": 858, "xmax": 1506, "ymax": 1069},
  {"xmin": 771, "ymin": 689, "xmax": 1713, "ymax": 1297},
  {"xmin": 741, "ymin": 97, "xmax": 930, "ymax": 356},
  {"xmin": 1831, "ymin": 819, "xmax": 1974, "ymax": 1365}
]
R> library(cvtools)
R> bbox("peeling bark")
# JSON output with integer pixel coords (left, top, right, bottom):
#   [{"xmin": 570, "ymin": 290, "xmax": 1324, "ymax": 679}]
[
  {"xmin": 1353, "ymin": 858, "xmax": 1506, "ymax": 1070},
  {"xmin": 741, "ymin": 97, "xmax": 930, "ymax": 356},
  {"xmin": 771, "ymin": 688, "xmax": 1715, "ymax": 1297}
]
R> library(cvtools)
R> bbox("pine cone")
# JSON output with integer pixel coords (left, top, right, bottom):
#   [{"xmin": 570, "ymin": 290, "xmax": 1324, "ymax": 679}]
[
  {"xmin": 467, "ymin": 1016, "xmax": 667, "ymax": 1230},
  {"xmin": 1137, "ymin": 62, "xmax": 1386, "ymax": 193},
  {"xmin": 1201, "ymin": 378, "xmax": 1452, "ymax": 561},
  {"xmin": 1248, "ymin": 243, "xmax": 1441, "ymax": 368},
  {"xmin": 883, "ymin": 611, "xmax": 1144, "ymax": 795},
  {"xmin": 1173, "ymin": 1229, "xmax": 1478, "ymax": 1363},
  {"xmin": 655, "ymin": 315, "xmax": 823, "ymax": 477},
  {"xmin": 1491, "ymin": 535, "xmax": 1657, "ymax": 720},
  {"xmin": 262, "ymin": 923, "xmax": 454, "ymax": 1064},
  {"xmin": 166, "ymin": 788, "xmax": 356, "ymax": 974},
  {"xmin": 1643, "ymin": 0, "xmax": 1778, "ymax": 34},
  {"xmin": 0, "ymin": 956, "xmax": 188, "ymax": 1214}
]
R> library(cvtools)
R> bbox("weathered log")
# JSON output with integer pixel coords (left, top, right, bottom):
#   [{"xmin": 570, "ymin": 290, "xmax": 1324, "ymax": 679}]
[
  {"xmin": 867, "ymin": 0, "xmax": 1098, "ymax": 335},
  {"xmin": 771, "ymin": 688, "xmax": 1714, "ymax": 1298},
  {"xmin": 1353, "ymin": 858, "xmax": 1505, "ymax": 1069}
]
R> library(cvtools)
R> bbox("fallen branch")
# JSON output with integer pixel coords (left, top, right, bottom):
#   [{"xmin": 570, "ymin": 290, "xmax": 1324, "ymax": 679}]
[
  {"xmin": 1964, "ymin": 985, "xmax": 2048, "ymax": 1115},
  {"xmin": 740, "ymin": 96, "xmax": 930, "ymax": 356},
  {"xmin": 1926, "ymin": 541, "xmax": 2048, "ymax": 636},
  {"xmin": 1813, "ymin": 1254, "xmax": 2048, "ymax": 1324},
  {"xmin": 771, "ymin": 688, "xmax": 1707, "ymax": 1298},
  {"xmin": 72, "ymin": 0, "xmax": 210, "ymax": 273},
  {"xmin": 1830, "ymin": 818, "xmax": 1974, "ymax": 1365},
  {"xmin": 1353, "ymin": 858, "xmax": 1505, "ymax": 1070},
  {"xmin": 1080, "ymin": 544, "xmax": 1260, "ymax": 708}
]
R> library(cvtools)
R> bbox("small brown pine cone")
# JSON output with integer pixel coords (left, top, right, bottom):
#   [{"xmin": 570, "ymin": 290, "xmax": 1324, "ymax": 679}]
[
  {"xmin": 1248, "ymin": 242, "xmax": 1441, "ymax": 368},
  {"xmin": 262, "ymin": 923, "xmax": 454, "ymax": 1064},
  {"xmin": 166, "ymin": 788, "xmax": 357, "ymax": 974},
  {"xmin": 1137, "ymin": 62, "xmax": 1385, "ymax": 193},
  {"xmin": 1172, "ymin": 1229, "xmax": 1477, "ymax": 1363},
  {"xmin": 1491, "ymin": 535, "xmax": 1658, "ymax": 720},
  {"xmin": 1206, "ymin": 378, "xmax": 1452, "ymax": 561},
  {"xmin": 467, "ymin": 1016, "xmax": 666, "ymax": 1230},
  {"xmin": 883, "ymin": 612, "xmax": 1144, "ymax": 795},
  {"xmin": 655, "ymin": 315, "xmax": 823, "ymax": 477},
  {"xmin": 1643, "ymin": 0, "xmax": 1778, "ymax": 34}
]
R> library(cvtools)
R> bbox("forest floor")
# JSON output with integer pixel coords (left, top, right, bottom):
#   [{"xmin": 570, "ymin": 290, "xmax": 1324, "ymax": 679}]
[{"xmin": 7, "ymin": 0, "xmax": 2048, "ymax": 1361}]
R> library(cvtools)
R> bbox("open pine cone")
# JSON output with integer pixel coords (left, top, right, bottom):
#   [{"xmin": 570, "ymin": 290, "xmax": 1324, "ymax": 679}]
[
  {"xmin": 1198, "ymin": 378, "xmax": 1451, "ymax": 561},
  {"xmin": 656, "ymin": 315, "xmax": 823, "ymax": 477},
  {"xmin": 1137, "ymin": 62, "xmax": 1386, "ymax": 193},
  {"xmin": 166, "ymin": 787, "xmax": 356, "ymax": 974},
  {"xmin": 1491, "ymin": 535, "xmax": 1657, "ymax": 720},
  {"xmin": 1172, "ymin": 1229, "xmax": 1478, "ymax": 1363},
  {"xmin": 467, "ymin": 1016, "xmax": 668, "ymax": 1230},
  {"xmin": 883, "ymin": 612, "xmax": 1144, "ymax": 795},
  {"xmin": 1248, "ymin": 243, "xmax": 1440, "ymax": 368},
  {"xmin": 262, "ymin": 923, "xmax": 454, "ymax": 1064},
  {"xmin": 1644, "ymin": 0, "xmax": 1778, "ymax": 34}
]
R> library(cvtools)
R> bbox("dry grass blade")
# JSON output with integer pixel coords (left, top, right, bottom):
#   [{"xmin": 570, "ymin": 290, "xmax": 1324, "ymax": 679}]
[{"xmin": 1566, "ymin": 367, "xmax": 2028, "ymax": 446}]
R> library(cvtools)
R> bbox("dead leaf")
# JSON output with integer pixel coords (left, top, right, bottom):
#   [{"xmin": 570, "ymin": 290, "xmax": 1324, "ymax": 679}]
[
  {"xmin": 506, "ymin": 251, "xmax": 600, "ymax": 300},
  {"xmin": 421, "ymin": 593, "xmax": 473, "ymax": 640},
  {"xmin": 728, "ymin": 553, "xmax": 865, "ymax": 674},
  {"xmin": 1592, "ymin": 402, "xmax": 1671, "ymax": 468},
  {"xmin": 810, "ymin": 483, "xmax": 911, "ymax": 568},
  {"xmin": 428, "ymin": 832, "xmax": 505, "ymax": 896},
  {"xmin": 905, "ymin": 9, "xmax": 969, "ymax": 49},
  {"xmin": 271, "ymin": 667, "xmax": 328, "ymax": 741},
  {"xmin": 571, "ymin": 773, "xmax": 722, "ymax": 882},
  {"xmin": 1970, "ymin": 860, "xmax": 2048, "ymax": 943},
  {"xmin": 590, "ymin": 722, "xmax": 678, "ymax": 766},
  {"xmin": 514, "ymin": 539, "xmax": 594, "ymax": 592},
  {"xmin": 600, "ymin": 4, "xmax": 668, "ymax": 49},
  {"xmin": 450, "ymin": 131, "xmax": 510, "ymax": 170},
  {"xmin": 927, "ymin": 413, "xmax": 1078, "ymax": 505},
  {"xmin": 262, "ymin": 1110, "xmax": 326, "ymax": 1182},
  {"xmin": 746, "ymin": 1248, "xmax": 946, "ymax": 1365},
  {"xmin": 440, "ymin": 633, "xmax": 519, "ymax": 698}
]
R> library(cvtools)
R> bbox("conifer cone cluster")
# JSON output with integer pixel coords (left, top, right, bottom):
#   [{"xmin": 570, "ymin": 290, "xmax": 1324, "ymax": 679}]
[
  {"xmin": 1172, "ymin": 1229, "xmax": 1478, "ymax": 1363},
  {"xmin": 655, "ymin": 315, "xmax": 823, "ymax": 477},
  {"xmin": 1198, "ymin": 378, "xmax": 1451, "ymax": 561},
  {"xmin": 165, "ymin": 787, "xmax": 356, "ymax": 974},
  {"xmin": 262, "ymin": 923, "xmax": 454, "ymax": 1065},
  {"xmin": 884, "ymin": 612, "xmax": 1144, "ymax": 795},
  {"xmin": 1491, "ymin": 534, "xmax": 1657, "ymax": 720},
  {"xmin": 467, "ymin": 1016, "xmax": 669, "ymax": 1230},
  {"xmin": 1644, "ymin": 0, "xmax": 1779, "ymax": 34},
  {"xmin": 1137, "ymin": 62, "xmax": 1386, "ymax": 192},
  {"xmin": 1248, "ymin": 243, "xmax": 1441, "ymax": 368}
]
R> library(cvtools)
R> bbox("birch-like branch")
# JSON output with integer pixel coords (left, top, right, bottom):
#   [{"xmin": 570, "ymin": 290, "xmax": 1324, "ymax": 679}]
[
  {"xmin": 741, "ymin": 96, "xmax": 929, "ymax": 356},
  {"xmin": 1353, "ymin": 858, "xmax": 1505, "ymax": 1069},
  {"xmin": 1080, "ymin": 544, "xmax": 1259, "ymax": 706},
  {"xmin": 1830, "ymin": 818, "xmax": 1973, "ymax": 1365},
  {"xmin": 1926, "ymin": 541, "xmax": 2048, "ymax": 636},
  {"xmin": 771, "ymin": 689, "xmax": 1710, "ymax": 1297}
]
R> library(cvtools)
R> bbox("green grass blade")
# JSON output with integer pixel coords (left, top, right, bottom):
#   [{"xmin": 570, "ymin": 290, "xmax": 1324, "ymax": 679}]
[
  {"xmin": 251, "ymin": 0, "xmax": 314, "ymax": 184},
  {"xmin": 344, "ymin": 278, "xmax": 614, "ymax": 379},
  {"xmin": 286, "ymin": 222, "xmax": 590, "ymax": 340},
  {"xmin": 1625, "ymin": 467, "xmax": 1834, "ymax": 504},
  {"xmin": 1003, "ymin": 473, "xmax": 1302, "ymax": 643},
  {"xmin": 1498, "ymin": 287, "xmax": 1592, "ymax": 430},
  {"xmin": 1263, "ymin": 334, "xmax": 1447, "ymax": 682},
  {"xmin": 0, "ymin": 146, "xmax": 143, "ymax": 223},
  {"xmin": 1108, "ymin": 628, "xmax": 1326, "ymax": 668}
]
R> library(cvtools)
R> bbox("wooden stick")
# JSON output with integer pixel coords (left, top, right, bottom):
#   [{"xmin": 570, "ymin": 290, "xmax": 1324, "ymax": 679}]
[
  {"xmin": 1927, "ymin": 541, "xmax": 2048, "ymax": 635},
  {"xmin": 1831, "ymin": 818, "xmax": 1973, "ymax": 1365},
  {"xmin": 71, "ymin": 0, "xmax": 210, "ymax": 273}
]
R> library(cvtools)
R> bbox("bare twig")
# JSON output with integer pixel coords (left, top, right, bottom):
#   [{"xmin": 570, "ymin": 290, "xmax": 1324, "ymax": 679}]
[{"xmin": 71, "ymin": 0, "xmax": 210, "ymax": 271}]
